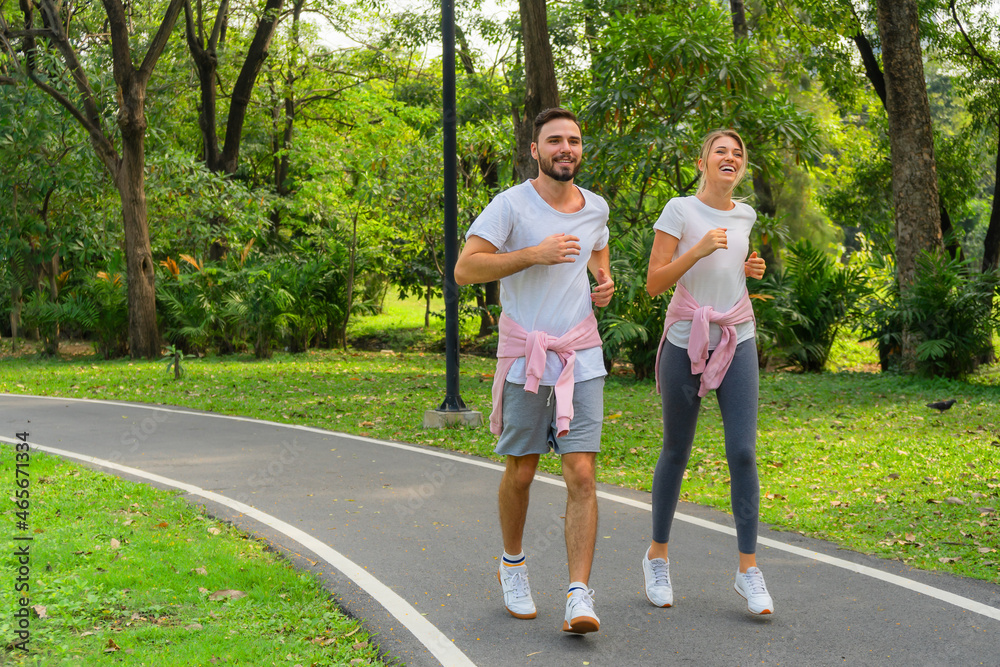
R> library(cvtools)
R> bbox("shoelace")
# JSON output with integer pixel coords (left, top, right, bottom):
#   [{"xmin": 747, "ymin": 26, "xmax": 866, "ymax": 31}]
[
  {"xmin": 649, "ymin": 559, "xmax": 670, "ymax": 587},
  {"xmin": 569, "ymin": 587, "xmax": 596, "ymax": 611},
  {"xmin": 507, "ymin": 570, "xmax": 530, "ymax": 599},
  {"xmin": 743, "ymin": 569, "xmax": 768, "ymax": 596}
]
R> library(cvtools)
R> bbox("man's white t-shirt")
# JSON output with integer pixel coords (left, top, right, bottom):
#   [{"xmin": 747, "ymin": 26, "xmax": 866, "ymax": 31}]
[
  {"xmin": 466, "ymin": 180, "xmax": 610, "ymax": 385},
  {"xmin": 653, "ymin": 196, "xmax": 756, "ymax": 350}
]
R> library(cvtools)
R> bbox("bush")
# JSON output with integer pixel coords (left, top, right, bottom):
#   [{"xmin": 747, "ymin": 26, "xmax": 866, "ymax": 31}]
[
  {"xmin": 859, "ymin": 251, "xmax": 999, "ymax": 379},
  {"xmin": 753, "ymin": 240, "xmax": 870, "ymax": 372}
]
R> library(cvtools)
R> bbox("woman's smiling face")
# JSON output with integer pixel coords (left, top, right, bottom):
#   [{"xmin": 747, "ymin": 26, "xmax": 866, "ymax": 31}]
[{"xmin": 699, "ymin": 134, "xmax": 744, "ymax": 189}]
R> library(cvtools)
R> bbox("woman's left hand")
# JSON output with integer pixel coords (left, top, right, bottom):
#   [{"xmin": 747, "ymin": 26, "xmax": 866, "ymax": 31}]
[{"xmin": 744, "ymin": 251, "xmax": 765, "ymax": 280}]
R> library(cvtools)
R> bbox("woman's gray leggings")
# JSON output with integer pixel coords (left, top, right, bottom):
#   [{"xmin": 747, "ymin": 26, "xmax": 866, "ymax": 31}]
[{"xmin": 652, "ymin": 339, "xmax": 760, "ymax": 554}]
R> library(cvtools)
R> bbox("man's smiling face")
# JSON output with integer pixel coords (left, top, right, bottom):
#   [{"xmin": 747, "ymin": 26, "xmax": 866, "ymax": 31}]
[{"xmin": 532, "ymin": 118, "xmax": 583, "ymax": 183}]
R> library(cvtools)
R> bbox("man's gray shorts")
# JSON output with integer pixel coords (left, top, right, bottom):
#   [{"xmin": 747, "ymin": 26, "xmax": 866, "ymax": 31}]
[{"xmin": 495, "ymin": 377, "xmax": 605, "ymax": 457}]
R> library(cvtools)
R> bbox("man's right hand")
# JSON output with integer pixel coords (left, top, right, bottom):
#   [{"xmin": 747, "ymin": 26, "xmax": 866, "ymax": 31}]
[{"xmin": 534, "ymin": 233, "xmax": 581, "ymax": 265}]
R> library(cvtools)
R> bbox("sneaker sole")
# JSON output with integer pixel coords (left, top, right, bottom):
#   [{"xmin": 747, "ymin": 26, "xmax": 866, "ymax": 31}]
[
  {"xmin": 561, "ymin": 616, "xmax": 600, "ymax": 634},
  {"xmin": 733, "ymin": 584, "xmax": 773, "ymax": 615},
  {"xmin": 644, "ymin": 591, "xmax": 673, "ymax": 608},
  {"xmin": 497, "ymin": 571, "xmax": 537, "ymax": 619}
]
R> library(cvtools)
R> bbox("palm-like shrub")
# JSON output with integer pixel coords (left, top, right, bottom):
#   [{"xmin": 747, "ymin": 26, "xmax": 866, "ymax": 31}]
[
  {"xmin": 223, "ymin": 261, "xmax": 295, "ymax": 359},
  {"xmin": 84, "ymin": 263, "xmax": 129, "ymax": 359},
  {"xmin": 279, "ymin": 241, "xmax": 349, "ymax": 353},
  {"xmin": 755, "ymin": 240, "xmax": 870, "ymax": 372},
  {"xmin": 860, "ymin": 252, "xmax": 999, "ymax": 378}
]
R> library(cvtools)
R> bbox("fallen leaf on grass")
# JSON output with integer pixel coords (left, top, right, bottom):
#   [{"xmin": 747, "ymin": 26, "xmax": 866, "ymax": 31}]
[
  {"xmin": 208, "ymin": 589, "xmax": 246, "ymax": 601},
  {"xmin": 32, "ymin": 605, "xmax": 46, "ymax": 619},
  {"xmin": 208, "ymin": 527, "xmax": 221, "ymax": 535},
  {"xmin": 110, "ymin": 538, "xmax": 120, "ymax": 549},
  {"xmin": 193, "ymin": 567, "xmax": 208, "ymax": 575},
  {"xmin": 979, "ymin": 547, "xmax": 995, "ymax": 554},
  {"xmin": 938, "ymin": 557, "xmax": 961, "ymax": 564},
  {"xmin": 185, "ymin": 623, "xmax": 203, "ymax": 631},
  {"xmin": 945, "ymin": 497, "xmax": 965, "ymax": 505}
]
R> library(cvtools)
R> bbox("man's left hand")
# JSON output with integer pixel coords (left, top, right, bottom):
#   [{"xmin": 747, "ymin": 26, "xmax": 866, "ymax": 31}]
[{"xmin": 591, "ymin": 268, "xmax": 614, "ymax": 307}]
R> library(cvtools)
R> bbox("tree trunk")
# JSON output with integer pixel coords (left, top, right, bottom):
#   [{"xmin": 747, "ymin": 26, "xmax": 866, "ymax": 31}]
[
  {"xmin": 730, "ymin": 0, "xmax": 779, "ymax": 269},
  {"xmin": 983, "ymin": 121, "xmax": 1000, "ymax": 272},
  {"xmin": 852, "ymin": 23, "xmax": 960, "ymax": 260},
  {"xmin": 117, "ymin": 83, "xmax": 161, "ymax": 359},
  {"xmin": 269, "ymin": 0, "xmax": 303, "ymax": 241},
  {"xmin": 875, "ymin": 0, "xmax": 945, "ymax": 369},
  {"xmin": 513, "ymin": 0, "xmax": 560, "ymax": 182}
]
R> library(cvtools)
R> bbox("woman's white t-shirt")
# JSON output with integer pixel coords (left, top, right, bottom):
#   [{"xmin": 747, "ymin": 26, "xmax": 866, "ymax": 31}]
[
  {"xmin": 653, "ymin": 196, "xmax": 756, "ymax": 350},
  {"xmin": 466, "ymin": 180, "xmax": 610, "ymax": 385}
]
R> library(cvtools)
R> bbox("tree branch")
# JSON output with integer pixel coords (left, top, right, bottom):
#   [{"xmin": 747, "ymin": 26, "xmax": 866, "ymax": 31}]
[
  {"xmin": 32, "ymin": 1, "xmax": 113, "ymax": 156},
  {"xmin": 209, "ymin": 0, "xmax": 229, "ymax": 49},
  {"xmin": 949, "ymin": 0, "xmax": 999, "ymax": 74},
  {"xmin": 137, "ymin": 0, "xmax": 185, "ymax": 82},
  {"xmin": 848, "ymin": 4, "xmax": 887, "ymax": 105}
]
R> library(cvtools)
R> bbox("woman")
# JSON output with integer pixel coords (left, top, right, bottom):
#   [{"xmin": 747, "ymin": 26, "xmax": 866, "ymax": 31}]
[{"xmin": 641, "ymin": 129, "xmax": 773, "ymax": 615}]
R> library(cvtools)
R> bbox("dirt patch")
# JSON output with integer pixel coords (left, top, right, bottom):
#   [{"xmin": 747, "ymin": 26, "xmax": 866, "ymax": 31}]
[{"xmin": 0, "ymin": 339, "xmax": 99, "ymax": 361}]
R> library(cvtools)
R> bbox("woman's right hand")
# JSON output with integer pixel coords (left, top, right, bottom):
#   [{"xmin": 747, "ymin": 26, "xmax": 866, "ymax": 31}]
[{"xmin": 694, "ymin": 228, "xmax": 728, "ymax": 259}]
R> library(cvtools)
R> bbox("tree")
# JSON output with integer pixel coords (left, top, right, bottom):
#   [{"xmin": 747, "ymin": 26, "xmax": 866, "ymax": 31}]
[
  {"xmin": 947, "ymin": 0, "xmax": 1000, "ymax": 272},
  {"xmin": 2, "ymin": 0, "xmax": 185, "ymax": 358},
  {"xmin": 513, "ymin": 0, "xmax": 559, "ymax": 180},
  {"xmin": 183, "ymin": 0, "xmax": 285, "ymax": 257},
  {"xmin": 875, "ymin": 0, "xmax": 946, "ymax": 369}
]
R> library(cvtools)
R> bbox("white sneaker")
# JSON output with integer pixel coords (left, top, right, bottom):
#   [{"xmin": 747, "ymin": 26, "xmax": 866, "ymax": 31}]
[
  {"xmin": 642, "ymin": 550, "xmax": 673, "ymax": 607},
  {"xmin": 734, "ymin": 566, "xmax": 774, "ymax": 615},
  {"xmin": 497, "ymin": 563, "xmax": 536, "ymax": 619},
  {"xmin": 562, "ymin": 586, "xmax": 600, "ymax": 634}
]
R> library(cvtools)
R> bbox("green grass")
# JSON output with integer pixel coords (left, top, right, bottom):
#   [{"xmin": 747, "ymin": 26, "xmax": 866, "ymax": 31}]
[
  {"xmin": 1, "ymin": 334, "xmax": 998, "ymax": 585},
  {"xmin": 0, "ymin": 446, "xmax": 381, "ymax": 666},
  {"xmin": 346, "ymin": 292, "xmax": 489, "ymax": 353}
]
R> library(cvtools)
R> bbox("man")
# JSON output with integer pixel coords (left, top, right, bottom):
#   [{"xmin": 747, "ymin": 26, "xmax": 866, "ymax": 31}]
[{"xmin": 454, "ymin": 107, "xmax": 614, "ymax": 634}]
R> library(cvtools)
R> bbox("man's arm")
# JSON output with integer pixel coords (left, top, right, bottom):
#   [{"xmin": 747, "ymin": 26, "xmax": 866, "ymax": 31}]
[
  {"xmin": 454, "ymin": 233, "xmax": 582, "ymax": 286},
  {"xmin": 587, "ymin": 243, "xmax": 614, "ymax": 307}
]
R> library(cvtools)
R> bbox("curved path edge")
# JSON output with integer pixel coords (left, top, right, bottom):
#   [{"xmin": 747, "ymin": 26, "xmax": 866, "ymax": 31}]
[{"xmin": 0, "ymin": 434, "xmax": 476, "ymax": 667}]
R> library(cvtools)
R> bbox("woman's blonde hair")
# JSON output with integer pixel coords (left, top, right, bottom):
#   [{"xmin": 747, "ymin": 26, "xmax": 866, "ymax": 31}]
[{"xmin": 695, "ymin": 129, "xmax": 748, "ymax": 196}]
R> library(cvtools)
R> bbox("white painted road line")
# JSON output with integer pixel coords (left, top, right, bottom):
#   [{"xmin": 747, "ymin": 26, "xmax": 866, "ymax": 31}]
[
  {"xmin": 6, "ymin": 394, "xmax": 1000, "ymax": 626},
  {"xmin": 0, "ymin": 436, "xmax": 477, "ymax": 667}
]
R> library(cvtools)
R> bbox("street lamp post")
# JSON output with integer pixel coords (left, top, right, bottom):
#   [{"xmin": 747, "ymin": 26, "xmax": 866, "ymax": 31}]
[{"xmin": 423, "ymin": 0, "xmax": 482, "ymax": 429}]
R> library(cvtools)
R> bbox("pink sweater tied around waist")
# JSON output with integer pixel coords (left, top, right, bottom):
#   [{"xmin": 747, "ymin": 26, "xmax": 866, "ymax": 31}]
[
  {"xmin": 491, "ymin": 312, "xmax": 603, "ymax": 438},
  {"xmin": 654, "ymin": 283, "xmax": 755, "ymax": 398}
]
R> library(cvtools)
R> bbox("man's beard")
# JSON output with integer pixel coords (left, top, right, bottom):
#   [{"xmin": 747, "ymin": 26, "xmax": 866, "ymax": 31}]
[{"xmin": 538, "ymin": 154, "xmax": 580, "ymax": 182}]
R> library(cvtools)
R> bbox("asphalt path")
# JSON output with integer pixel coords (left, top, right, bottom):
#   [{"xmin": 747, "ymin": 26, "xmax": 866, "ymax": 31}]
[{"xmin": 2, "ymin": 393, "xmax": 999, "ymax": 666}]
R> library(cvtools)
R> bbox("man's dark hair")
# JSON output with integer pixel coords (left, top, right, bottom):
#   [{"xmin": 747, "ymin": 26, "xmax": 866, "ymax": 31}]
[{"xmin": 532, "ymin": 108, "xmax": 581, "ymax": 145}]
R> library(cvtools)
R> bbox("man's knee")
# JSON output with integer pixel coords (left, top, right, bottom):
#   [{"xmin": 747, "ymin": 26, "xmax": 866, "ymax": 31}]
[
  {"xmin": 562, "ymin": 453, "xmax": 596, "ymax": 494},
  {"xmin": 504, "ymin": 455, "xmax": 538, "ymax": 489}
]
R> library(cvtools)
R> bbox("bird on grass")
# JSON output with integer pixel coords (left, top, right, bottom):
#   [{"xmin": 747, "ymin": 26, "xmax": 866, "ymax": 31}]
[{"xmin": 926, "ymin": 399, "xmax": 957, "ymax": 413}]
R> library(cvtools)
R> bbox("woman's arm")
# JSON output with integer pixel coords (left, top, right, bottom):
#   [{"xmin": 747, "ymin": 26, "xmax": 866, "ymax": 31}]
[{"xmin": 645, "ymin": 228, "xmax": 729, "ymax": 297}]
